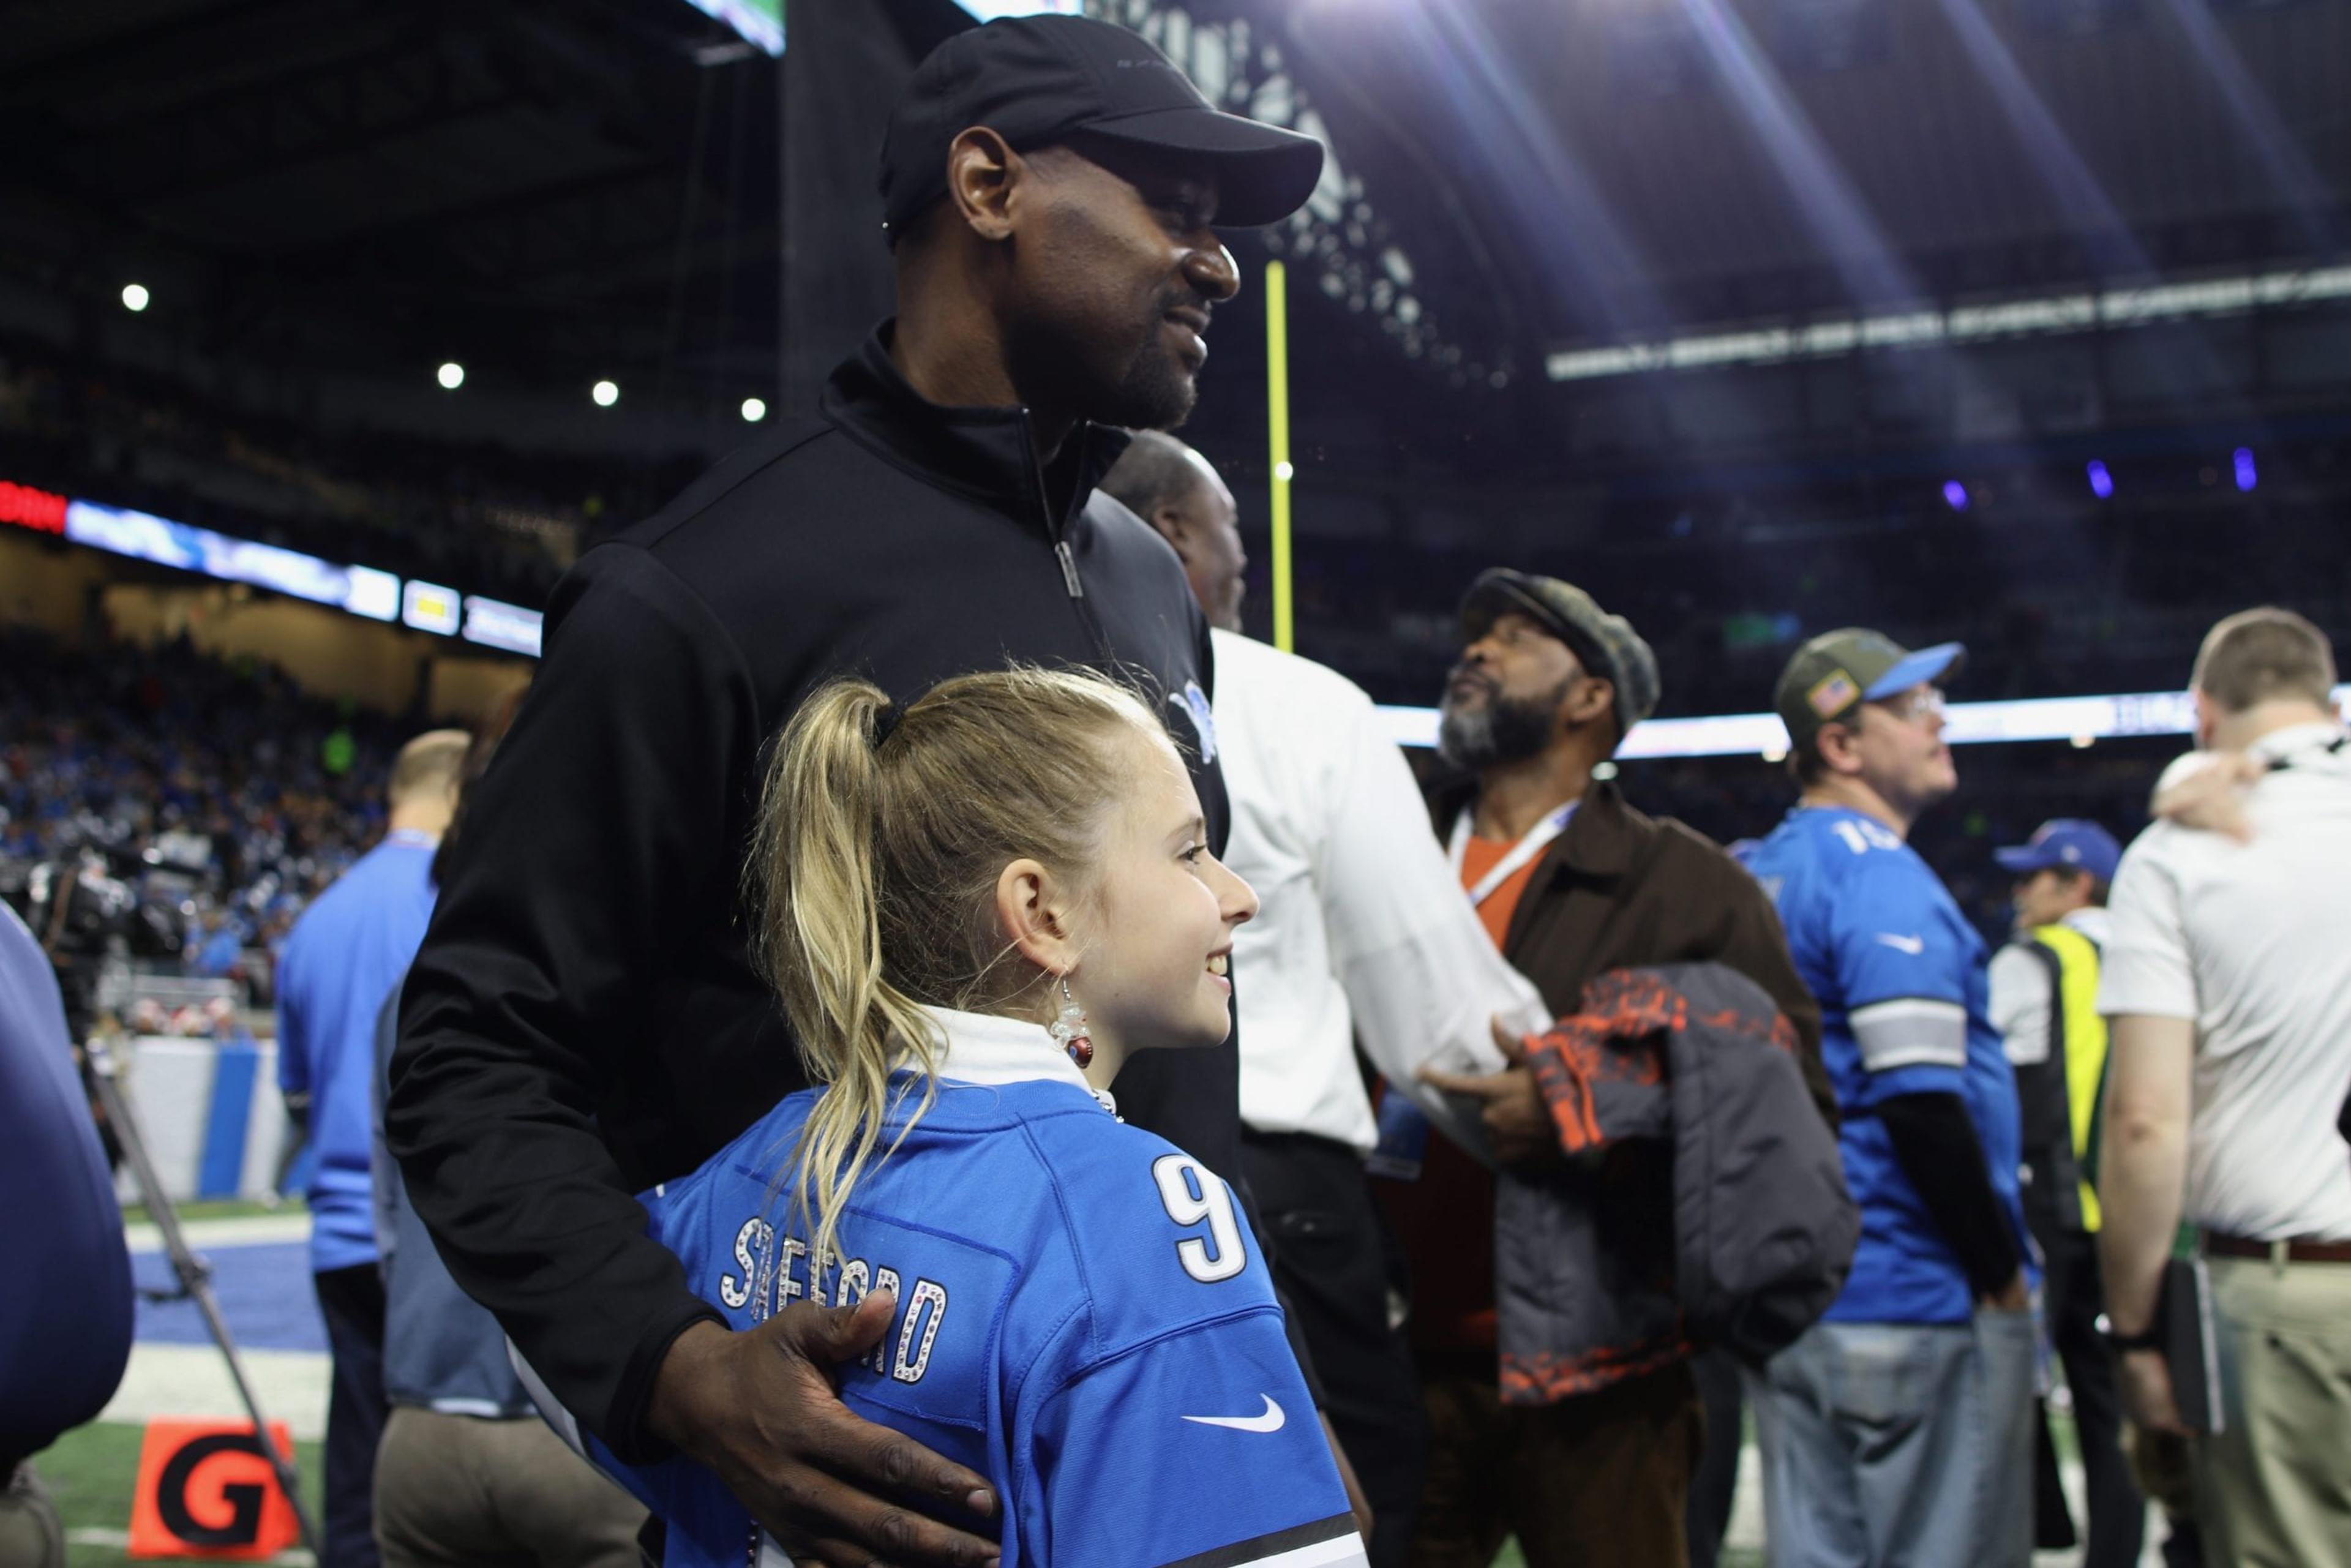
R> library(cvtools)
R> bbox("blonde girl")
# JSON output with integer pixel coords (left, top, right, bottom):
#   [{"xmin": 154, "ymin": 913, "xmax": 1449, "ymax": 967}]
[{"xmin": 560, "ymin": 667, "xmax": 1367, "ymax": 1568}]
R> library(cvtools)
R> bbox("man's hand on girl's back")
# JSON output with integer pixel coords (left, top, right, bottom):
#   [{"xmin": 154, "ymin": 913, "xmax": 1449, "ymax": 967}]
[{"xmin": 648, "ymin": 1294, "xmax": 1001, "ymax": 1567}]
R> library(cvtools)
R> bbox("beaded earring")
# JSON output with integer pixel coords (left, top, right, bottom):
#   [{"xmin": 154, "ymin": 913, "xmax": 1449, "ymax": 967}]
[{"xmin": 1048, "ymin": 974, "xmax": 1094, "ymax": 1069}]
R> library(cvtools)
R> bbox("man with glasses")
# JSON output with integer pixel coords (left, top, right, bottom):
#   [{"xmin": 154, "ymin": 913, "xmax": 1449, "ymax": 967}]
[{"xmin": 1742, "ymin": 631, "xmax": 2037, "ymax": 1568}]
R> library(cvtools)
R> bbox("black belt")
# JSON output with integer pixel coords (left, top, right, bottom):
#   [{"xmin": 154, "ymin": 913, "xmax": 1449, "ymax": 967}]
[{"xmin": 2206, "ymin": 1233, "xmax": 2351, "ymax": 1264}]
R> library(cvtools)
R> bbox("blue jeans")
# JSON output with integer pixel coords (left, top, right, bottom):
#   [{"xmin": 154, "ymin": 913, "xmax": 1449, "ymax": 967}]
[{"xmin": 1744, "ymin": 1309, "xmax": 2036, "ymax": 1568}]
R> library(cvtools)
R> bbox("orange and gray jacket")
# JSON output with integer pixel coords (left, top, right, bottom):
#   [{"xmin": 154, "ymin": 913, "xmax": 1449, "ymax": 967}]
[{"xmin": 1496, "ymin": 964, "xmax": 1858, "ymax": 1405}]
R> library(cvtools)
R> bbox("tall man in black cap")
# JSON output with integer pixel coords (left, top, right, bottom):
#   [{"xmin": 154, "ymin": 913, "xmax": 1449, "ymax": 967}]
[
  {"xmin": 1389, "ymin": 572, "xmax": 1825, "ymax": 1568},
  {"xmin": 388, "ymin": 18, "xmax": 1322, "ymax": 1566}
]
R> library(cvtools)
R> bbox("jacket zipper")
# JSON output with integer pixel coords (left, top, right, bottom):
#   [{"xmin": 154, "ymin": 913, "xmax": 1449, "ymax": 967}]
[{"xmin": 1024, "ymin": 413, "xmax": 1116, "ymax": 665}]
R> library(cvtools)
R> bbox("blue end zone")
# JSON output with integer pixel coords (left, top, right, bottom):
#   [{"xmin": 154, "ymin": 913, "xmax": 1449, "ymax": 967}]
[{"xmin": 133, "ymin": 1242, "xmax": 326, "ymax": 1353}]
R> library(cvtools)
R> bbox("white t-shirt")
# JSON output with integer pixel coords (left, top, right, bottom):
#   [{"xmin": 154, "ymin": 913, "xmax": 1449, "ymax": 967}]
[
  {"xmin": 1209, "ymin": 629, "xmax": 1547, "ymax": 1153},
  {"xmin": 2098, "ymin": 721, "xmax": 2351, "ymax": 1241}
]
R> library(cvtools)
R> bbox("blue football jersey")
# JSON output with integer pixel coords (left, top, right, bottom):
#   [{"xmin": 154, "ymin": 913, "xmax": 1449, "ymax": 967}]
[
  {"xmin": 546, "ymin": 1062, "xmax": 1364, "ymax": 1568},
  {"xmin": 1747, "ymin": 806, "xmax": 2032, "ymax": 1325}
]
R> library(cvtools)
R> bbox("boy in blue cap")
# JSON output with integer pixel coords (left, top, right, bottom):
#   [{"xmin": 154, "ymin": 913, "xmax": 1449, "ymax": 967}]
[
  {"xmin": 1742, "ymin": 629, "xmax": 2038, "ymax": 1568},
  {"xmin": 1988, "ymin": 818, "xmax": 2140, "ymax": 1568}
]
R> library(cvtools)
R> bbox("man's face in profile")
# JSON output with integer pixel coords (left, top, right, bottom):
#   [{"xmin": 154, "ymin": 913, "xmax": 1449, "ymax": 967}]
[
  {"xmin": 1438, "ymin": 612, "xmax": 1584, "ymax": 771},
  {"xmin": 1000, "ymin": 140, "xmax": 1237, "ymax": 432}
]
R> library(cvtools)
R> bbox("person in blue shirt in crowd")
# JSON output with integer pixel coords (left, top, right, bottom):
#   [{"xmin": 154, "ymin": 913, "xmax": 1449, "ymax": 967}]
[
  {"xmin": 1742, "ymin": 631, "xmax": 2038, "ymax": 1568},
  {"xmin": 277, "ymin": 729, "xmax": 467, "ymax": 1568},
  {"xmin": 542, "ymin": 668, "xmax": 1368, "ymax": 1567},
  {"xmin": 0, "ymin": 900, "xmax": 135, "ymax": 1568},
  {"xmin": 361, "ymin": 689, "xmax": 648, "ymax": 1568}
]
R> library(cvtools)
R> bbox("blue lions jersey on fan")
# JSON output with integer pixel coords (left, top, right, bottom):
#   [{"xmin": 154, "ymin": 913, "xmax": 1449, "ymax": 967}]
[
  {"xmin": 546, "ymin": 1008, "xmax": 1364, "ymax": 1568},
  {"xmin": 1747, "ymin": 806, "xmax": 2031, "ymax": 1326}
]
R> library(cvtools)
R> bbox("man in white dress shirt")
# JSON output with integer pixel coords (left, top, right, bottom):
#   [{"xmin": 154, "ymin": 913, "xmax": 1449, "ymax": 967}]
[
  {"xmin": 2098, "ymin": 606, "xmax": 2351, "ymax": 1567},
  {"xmin": 1101, "ymin": 432, "xmax": 1545, "ymax": 1567}
]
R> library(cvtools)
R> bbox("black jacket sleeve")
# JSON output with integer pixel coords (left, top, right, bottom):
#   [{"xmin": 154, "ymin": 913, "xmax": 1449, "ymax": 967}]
[
  {"xmin": 388, "ymin": 546, "xmax": 759, "ymax": 1461},
  {"xmin": 1877, "ymin": 1091, "xmax": 2023, "ymax": 1298}
]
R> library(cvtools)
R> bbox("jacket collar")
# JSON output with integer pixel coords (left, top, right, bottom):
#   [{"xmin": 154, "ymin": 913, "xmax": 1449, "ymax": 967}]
[
  {"xmin": 1556, "ymin": 779, "xmax": 1642, "ymax": 877},
  {"xmin": 1430, "ymin": 771, "xmax": 1644, "ymax": 881},
  {"xmin": 820, "ymin": 325, "xmax": 1133, "ymax": 536}
]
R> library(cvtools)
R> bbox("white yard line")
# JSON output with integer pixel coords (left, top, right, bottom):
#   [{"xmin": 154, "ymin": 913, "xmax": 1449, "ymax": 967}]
[
  {"xmin": 98, "ymin": 1343, "xmax": 329, "ymax": 1439},
  {"xmin": 69, "ymin": 1527, "xmax": 312, "ymax": 1564},
  {"xmin": 124, "ymin": 1214, "xmax": 313, "ymax": 1251}
]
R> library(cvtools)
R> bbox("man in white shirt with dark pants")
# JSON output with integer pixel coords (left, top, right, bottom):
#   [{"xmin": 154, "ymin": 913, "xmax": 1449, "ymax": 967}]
[
  {"xmin": 1101, "ymin": 432, "xmax": 1545, "ymax": 1567},
  {"xmin": 2098, "ymin": 605, "xmax": 2351, "ymax": 1567}
]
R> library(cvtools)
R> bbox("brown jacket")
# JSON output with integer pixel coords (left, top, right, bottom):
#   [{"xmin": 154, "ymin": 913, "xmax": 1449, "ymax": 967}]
[
  {"xmin": 1423, "ymin": 775, "xmax": 1831, "ymax": 1395},
  {"xmin": 1442, "ymin": 777, "xmax": 1828, "ymax": 1109}
]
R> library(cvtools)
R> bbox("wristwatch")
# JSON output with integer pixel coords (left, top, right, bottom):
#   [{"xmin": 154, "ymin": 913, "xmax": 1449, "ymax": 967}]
[{"xmin": 2094, "ymin": 1311, "xmax": 2161, "ymax": 1352}]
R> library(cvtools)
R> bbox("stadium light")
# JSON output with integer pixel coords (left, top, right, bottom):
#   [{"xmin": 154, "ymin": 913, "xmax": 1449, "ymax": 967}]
[
  {"xmin": 592, "ymin": 380, "xmax": 620, "ymax": 408},
  {"xmin": 740, "ymin": 397, "xmax": 767, "ymax": 422},
  {"xmin": 1942, "ymin": 480, "xmax": 1970, "ymax": 512},
  {"xmin": 121, "ymin": 283, "xmax": 151, "ymax": 313},
  {"xmin": 2087, "ymin": 460, "xmax": 2114, "ymax": 499},
  {"xmin": 2234, "ymin": 448, "xmax": 2259, "ymax": 492},
  {"xmin": 437, "ymin": 362, "xmax": 465, "ymax": 391}
]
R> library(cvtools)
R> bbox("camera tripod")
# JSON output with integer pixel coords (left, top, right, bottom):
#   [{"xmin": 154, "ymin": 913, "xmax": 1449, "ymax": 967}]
[{"xmin": 84, "ymin": 1029, "xmax": 323, "ymax": 1558}]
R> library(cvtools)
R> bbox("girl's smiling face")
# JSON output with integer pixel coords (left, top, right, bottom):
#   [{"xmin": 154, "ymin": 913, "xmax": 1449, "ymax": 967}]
[{"xmin": 1066, "ymin": 727, "xmax": 1256, "ymax": 1059}]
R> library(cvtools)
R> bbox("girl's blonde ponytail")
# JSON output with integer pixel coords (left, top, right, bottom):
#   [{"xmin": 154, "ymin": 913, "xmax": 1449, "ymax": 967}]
[{"xmin": 748, "ymin": 680, "xmax": 939, "ymax": 1287}]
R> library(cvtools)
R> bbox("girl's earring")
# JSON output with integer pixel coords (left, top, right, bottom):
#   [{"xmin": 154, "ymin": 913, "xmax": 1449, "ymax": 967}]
[{"xmin": 1049, "ymin": 974, "xmax": 1093, "ymax": 1069}]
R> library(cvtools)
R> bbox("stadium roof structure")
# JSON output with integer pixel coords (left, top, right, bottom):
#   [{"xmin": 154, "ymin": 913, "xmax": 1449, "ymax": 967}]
[
  {"xmin": 3, "ymin": 0, "xmax": 2346, "ymax": 446},
  {"xmin": 0, "ymin": 0, "xmax": 955, "ymax": 423}
]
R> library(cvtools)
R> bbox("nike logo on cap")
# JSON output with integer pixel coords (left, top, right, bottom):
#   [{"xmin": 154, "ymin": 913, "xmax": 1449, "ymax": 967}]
[
  {"xmin": 1182, "ymin": 1394, "xmax": 1286, "ymax": 1433},
  {"xmin": 1875, "ymin": 933, "xmax": 1926, "ymax": 955}
]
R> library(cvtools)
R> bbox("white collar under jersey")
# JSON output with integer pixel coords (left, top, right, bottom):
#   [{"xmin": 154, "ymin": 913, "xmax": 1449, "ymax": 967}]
[{"xmin": 917, "ymin": 1003, "xmax": 1118, "ymax": 1118}]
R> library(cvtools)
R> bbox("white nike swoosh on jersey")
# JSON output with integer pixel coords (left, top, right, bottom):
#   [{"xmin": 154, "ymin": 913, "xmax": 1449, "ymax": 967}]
[
  {"xmin": 1182, "ymin": 1394, "xmax": 1286, "ymax": 1433},
  {"xmin": 1875, "ymin": 933, "xmax": 1927, "ymax": 955}
]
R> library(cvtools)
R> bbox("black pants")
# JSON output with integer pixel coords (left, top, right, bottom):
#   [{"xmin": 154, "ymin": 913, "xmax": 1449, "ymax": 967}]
[
  {"xmin": 1241, "ymin": 1131, "xmax": 1427, "ymax": 1568},
  {"xmin": 1685, "ymin": 1348, "xmax": 1742, "ymax": 1568},
  {"xmin": 314, "ymin": 1264, "xmax": 389, "ymax": 1568},
  {"xmin": 2037, "ymin": 1220, "xmax": 2145, "ymax": 1568}
]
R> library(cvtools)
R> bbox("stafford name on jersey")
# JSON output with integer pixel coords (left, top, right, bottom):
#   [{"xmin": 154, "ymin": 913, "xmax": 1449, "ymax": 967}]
[{"xmin": 717, "ymin": 1214, "xmax": 948, "ymax": 1385}]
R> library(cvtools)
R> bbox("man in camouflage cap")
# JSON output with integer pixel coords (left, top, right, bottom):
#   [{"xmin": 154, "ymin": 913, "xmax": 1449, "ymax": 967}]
[{"xmin": 1387, "ymin": 571, "xmax": 1827, "ymax": 1568}]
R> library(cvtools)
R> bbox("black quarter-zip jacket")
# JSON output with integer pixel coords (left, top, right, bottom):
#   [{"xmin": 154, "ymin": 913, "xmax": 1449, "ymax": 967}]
[{"xmin": 389, "ymin": 329, "xmax": 1240, "ymax": 1458}]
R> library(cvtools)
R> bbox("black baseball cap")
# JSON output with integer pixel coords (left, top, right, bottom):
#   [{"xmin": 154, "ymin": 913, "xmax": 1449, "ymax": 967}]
[{"xmin": 879, "ymin": 15, "xmax": 1325, "ymax": 241}]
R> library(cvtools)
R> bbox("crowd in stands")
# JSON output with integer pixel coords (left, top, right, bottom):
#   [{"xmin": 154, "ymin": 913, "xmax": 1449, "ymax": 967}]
[{"xmin": 0, "ymin": 626, "xmax": 403, "ymax": 995}]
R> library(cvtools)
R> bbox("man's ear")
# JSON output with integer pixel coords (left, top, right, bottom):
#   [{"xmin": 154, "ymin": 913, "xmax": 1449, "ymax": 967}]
[
  {"xmin": 1815, "ymin": 719, "xmax": 1864, "ymax": 776},
  {"xmin": 1563, "ymin": 674, "xmax": 1615, "ymax": 732},
  {"xmin": 996, "ymin": 857, "xmax": 1079, "ymax": 980},
  {"xmin": 1151, "ymin": 504, "xmax": 1194, "ymax": 563},
  {"xmin": 945, "ymin": 127, "xmax": 1021, "ymax": 243}
]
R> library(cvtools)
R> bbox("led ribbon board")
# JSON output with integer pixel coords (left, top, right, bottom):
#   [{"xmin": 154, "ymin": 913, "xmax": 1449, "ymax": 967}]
[
  {"xmin": 1374, "ymin": 688, "xmax": 2351, "ymax": 757},
  {"xmin": 15, "ymin": 479, "xmax": 2342, "ymax": 746},
  {"xmin": 2, "ymin": 481, "xmax": 544, "ymax": 659}
]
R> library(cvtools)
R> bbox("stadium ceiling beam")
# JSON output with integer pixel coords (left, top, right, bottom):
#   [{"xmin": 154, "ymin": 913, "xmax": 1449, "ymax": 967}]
[
  {"xmin": 0, "ymin": 0, "xmax": 320, "ymax": 97},
  {"xmin": 70, "ymin": 45, "xmax": 504, "ymax": 208},
  {"xmin": 1084, "ymin": 0, "xmax": 1505, "ymax": 389}
]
